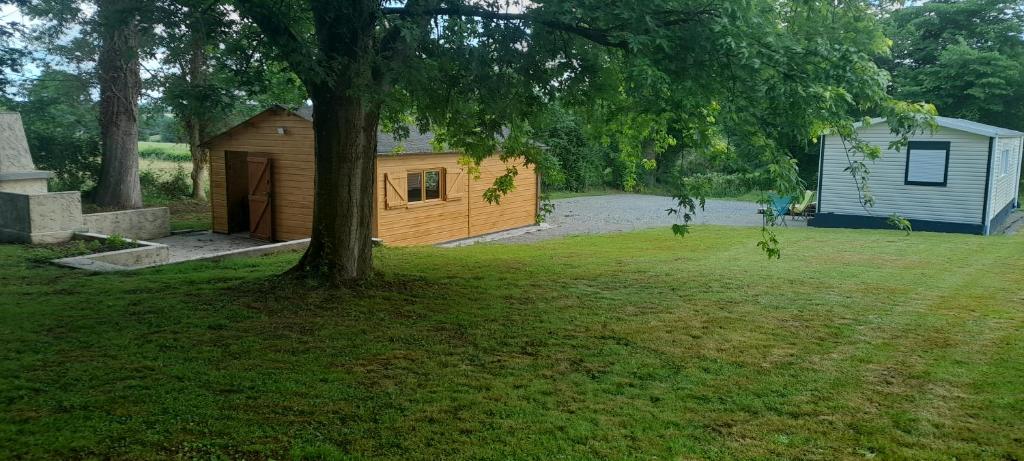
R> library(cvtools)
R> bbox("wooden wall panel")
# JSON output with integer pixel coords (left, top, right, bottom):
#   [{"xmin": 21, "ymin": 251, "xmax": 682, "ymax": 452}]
[
  {"xmin": 207, "ymin": 108, "xmax": 538, "ymax": 245},
  {"xmin": 209, "ymin": 149, "xmax": 229, "ymax": 233},
  {"xmin": 468, "ymin": 158, "xmax": 537, "ymax": 236},
  {"xmin": 375, "ymin": 153, "xmax": 470, "ymax": 246},
  {"xmin": 205, "ymin": 109, "xmax": 315, "ymax": 241}
]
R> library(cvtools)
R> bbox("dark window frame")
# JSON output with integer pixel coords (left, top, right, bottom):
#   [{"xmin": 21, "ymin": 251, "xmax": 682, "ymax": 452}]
[{"xmin": 904, "ymin": 141, "xmax": 951, "ymax": 187}]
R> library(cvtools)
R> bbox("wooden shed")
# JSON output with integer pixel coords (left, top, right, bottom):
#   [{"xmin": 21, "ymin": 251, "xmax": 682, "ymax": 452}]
[
  {"xmin": 812, "ymin": 117, "xmax": 1023, "ymax": 235},
  {"xmin": 202, "ymin": 105, "xmax": 539, "ymax": 245}
]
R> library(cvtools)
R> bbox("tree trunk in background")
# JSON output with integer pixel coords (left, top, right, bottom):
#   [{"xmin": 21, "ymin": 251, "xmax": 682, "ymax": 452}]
[
  {"xmin": 186, "ymin": 117, "xmax": 208, "ymax": 201},
  {"xmin": 643, "ymin": 139, "xmax": 657, "ymax": 189},
  {"xmin": 94, "ymin": 0, "xmax": 143, "ymax": 209},
  {"xmin": 289, "ymin": 88, "xmax": 379, "ymax": 283},
  {"xmin": 185, "ymin": 23, "xmax": 208, "ymax": 201}
]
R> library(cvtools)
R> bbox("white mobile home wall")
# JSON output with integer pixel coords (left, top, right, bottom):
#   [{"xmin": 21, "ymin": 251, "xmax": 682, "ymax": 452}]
[
  {"xmin": 818, "ymin": 124, "xmax": 989, "ymax": 233},
  {"xmin": 988, "ymin": 136, "xmax": 1023, "ymax": 228}
]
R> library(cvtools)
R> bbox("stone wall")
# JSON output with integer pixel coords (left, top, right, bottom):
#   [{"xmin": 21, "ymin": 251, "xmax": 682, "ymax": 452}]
[
  {"xmin": 83, "ymin": 208, "xmax": 170, "ymax": 241},
  {"xmin": 0, "ymin": 191, "xmax": 83, "ymax": 243}
]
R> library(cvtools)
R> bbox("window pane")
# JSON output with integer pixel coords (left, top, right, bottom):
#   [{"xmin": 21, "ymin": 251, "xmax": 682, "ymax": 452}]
[
  {"xmin": 425, "ymin": 170, "xmax": 441, "ymax": 200},
  {"xmin": 907, "ymin": 148, "xmax": 947, "ymax": 184},
  {"xmin": 407, "ymin": 172, "xmax": 422, "ymax": 202}
]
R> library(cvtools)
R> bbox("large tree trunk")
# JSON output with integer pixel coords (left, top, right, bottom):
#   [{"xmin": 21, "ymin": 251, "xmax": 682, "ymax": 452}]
[
  {"xmin": 185, "ymin": 21, "xmax": 208, "ymax": 201},
  {"xmin": 290, "ymin": 88, "xmax": 379, "ymax": 283},
  {"xmin": 186, "ymin": 117, "xmax": 208, "ymax": 201},
  {"xmin": 94, "ymin": 0, "xmax": 143, "ymax": 209}
]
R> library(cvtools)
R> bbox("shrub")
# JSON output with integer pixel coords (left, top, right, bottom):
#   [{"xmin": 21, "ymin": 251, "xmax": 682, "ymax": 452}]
[
  {"xmin": 141, "ymin": 165, "xmax": 192, "ymax": 200},
  {"xmin": 679, "ymin": 172, "xmax": 756, "ymax": 198},
  {"xmin": 537, "ymin": 108, "xmax": 608, "ymax": 192},
  {"xmin": 24, "ymin": 235, "xmax": 136, "ymax": 264}
]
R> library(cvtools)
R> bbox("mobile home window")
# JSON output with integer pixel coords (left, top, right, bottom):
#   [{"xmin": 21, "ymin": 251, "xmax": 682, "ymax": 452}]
[
  {"xmin": 905, "ymin": 141, "xmax": 950, "ymax": 186},
  {"xmin": 1001, "ymin": 148, "xmax": 1011, "ymax": 176},
  {"xmin": 406, "ymin": 169, "xmax": 443, "ymax": 203}
]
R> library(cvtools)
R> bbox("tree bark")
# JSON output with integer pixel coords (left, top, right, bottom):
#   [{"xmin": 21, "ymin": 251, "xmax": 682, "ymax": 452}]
[
  {"xmin": 185, "ymin": 17, "xmax": 208, "ymax": 201},
  {"xmin": 186, "ymin": 117, "xmax": 208, "ymax": 201},
  {"xmin": 289, "ymin": 88, "xmax": 379, "ymax": 283},
  {"xmin": 94, "ymin": 0, "xmax": 143, "ymax": 209}
]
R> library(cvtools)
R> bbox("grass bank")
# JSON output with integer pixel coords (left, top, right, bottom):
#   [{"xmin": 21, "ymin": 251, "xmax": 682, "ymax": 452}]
[{"xmin": 2, "ymin": 226, "xmax": 1023, "ymax": 459}]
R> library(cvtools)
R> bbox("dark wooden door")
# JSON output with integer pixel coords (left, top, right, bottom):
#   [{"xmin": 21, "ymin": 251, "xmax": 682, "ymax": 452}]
[
  {"xmin": 247, "ymin": 156, "xmax": 273, "ymax": 240},
  {"xmin": 225, "ymin": 152, "xmax": 250, "ymax": 233}
]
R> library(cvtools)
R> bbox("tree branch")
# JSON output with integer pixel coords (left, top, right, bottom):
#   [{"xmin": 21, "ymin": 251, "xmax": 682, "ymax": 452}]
[
  {"xmin": 232, "ymin": 0, "xmax": 320, "ymax": 85},
  {"xmin": 381, "ymin": 5, "xmax": 717, "ymax": 50}
]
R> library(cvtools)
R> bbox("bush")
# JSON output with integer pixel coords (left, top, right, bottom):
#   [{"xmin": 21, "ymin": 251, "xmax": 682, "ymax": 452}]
[
  {"xmin": 24, "ymin": 235, "xmax": 136, "ymax": 264},
  {"xmin": 679, "ymin": 172, "xmax": 756, "ymax": 198},
  {"xmin": 537, "ymin": 107, "xmax": 608, "ymax": 192},
  {"xmin": 139, "ymin": 145, "xmax": 191, "ymax": 162},
  {"xmin": 141, "ymin": 165, "xmax": 192, "ymax": 200}
]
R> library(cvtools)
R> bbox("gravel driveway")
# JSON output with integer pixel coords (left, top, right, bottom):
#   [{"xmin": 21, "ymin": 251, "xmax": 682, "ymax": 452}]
[{"xmin": 501, "ymin": 194, "xmax": 804, "ymax": 243}]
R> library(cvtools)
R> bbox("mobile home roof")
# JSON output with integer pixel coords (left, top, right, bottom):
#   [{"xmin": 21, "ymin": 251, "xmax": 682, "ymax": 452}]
[{"xmin": 855, "ymin": 117, "xmax": 1023, "ymax": 137}]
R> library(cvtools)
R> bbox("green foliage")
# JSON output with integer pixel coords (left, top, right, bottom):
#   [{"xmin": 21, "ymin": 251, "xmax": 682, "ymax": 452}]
[
  {"xmin": 139, "ymin": 103, "xmax": 183, "ymax": 142},
  {"xmin": 12, "ymin": 68, "xmax": 101, "ymax": 192},
  {"xmin": 23, "ymin": 236, "xmax": 136, "ymax": 264},
  {"xmin": 536, "ymin": 197, "xmax": 555, "ymax": 224},
  {"xmin": 534, "ymin": 106, "xmax": 606, "ymax": 192},
  {"xmin": 884, "ymin": 0, "xmax": 1024, "ymax": 131},
  {"xmin": 103, "ymin": 234, "xmax": 132, "ymax": 249},
  {"xmin": 888, "ymin": 214, "xmax": 913, "ymax": 235},
  {"xmin": 140, "ymin": 164, "xmax": 192, "ymax": 200}
]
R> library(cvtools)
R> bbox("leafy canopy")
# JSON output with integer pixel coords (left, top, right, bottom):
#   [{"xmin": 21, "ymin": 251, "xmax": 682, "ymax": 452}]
[{"xmin": 884, "ymin": 0, "xmax": 1024, "ymax": 130}]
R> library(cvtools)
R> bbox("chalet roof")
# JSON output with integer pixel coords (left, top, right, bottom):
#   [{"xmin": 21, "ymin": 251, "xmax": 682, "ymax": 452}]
[
  {"xmin": 201, "ymin": 104, "xmax": 440, "ymax": 154},
  {"xmin": 856, "ymin": 116, "xmax": 1024, "ymax": 138},
  {"xmin": 292, "ymin": 105, "xmax": 439, "ymax": 154}
]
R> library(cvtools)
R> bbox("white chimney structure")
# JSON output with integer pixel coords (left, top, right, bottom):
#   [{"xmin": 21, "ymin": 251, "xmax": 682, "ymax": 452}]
[{"xmin": 0, "ymin": 112, "xmax": 83, "ymax": 243}]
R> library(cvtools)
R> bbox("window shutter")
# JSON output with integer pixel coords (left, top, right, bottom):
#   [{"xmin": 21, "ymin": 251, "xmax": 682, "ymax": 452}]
[
  {"xmin": 445, "ymin": 167, "xmax": 465, "ymax": 201},
  {"xmin": 906, "ymin": 141, "xmax": 949, "ymax": 186},
  {"xmin": 384, "ymin": 172, "xmax": 407, "ymax": 209}
]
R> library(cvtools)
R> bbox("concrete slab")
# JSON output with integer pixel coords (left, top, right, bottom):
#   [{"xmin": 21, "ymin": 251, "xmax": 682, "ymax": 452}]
[
  {"xmin": 151, "ymin": 231, "xmax": 274, "ymax": 263},
  {"xmin": 437, "ymin": 224, "xmax": 551, "ymax": 248}
]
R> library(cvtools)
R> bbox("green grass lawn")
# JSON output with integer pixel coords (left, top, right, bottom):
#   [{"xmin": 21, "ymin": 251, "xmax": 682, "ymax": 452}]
[
  {"xmin": 2, "ymin": 226, "xmax": 1023, "ymax": 459},
  {"xmin": 139, "ymin": 141, "xmax": 190, "ymax": 158}
]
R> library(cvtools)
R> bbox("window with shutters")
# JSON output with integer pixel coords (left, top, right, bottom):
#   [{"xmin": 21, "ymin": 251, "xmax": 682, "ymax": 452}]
[
  {"xmin": 904, "ymin": 141, "xmax": 950, "ymax": 187},
  {"xmin": 407, "ymin": 169, "xmax": 444, "ymax": 203}
]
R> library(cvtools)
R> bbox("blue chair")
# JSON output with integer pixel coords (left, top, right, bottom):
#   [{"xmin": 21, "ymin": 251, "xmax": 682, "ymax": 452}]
[{"xmin": 765, "ymin": 194, "xmax": 794, "ymax": 226}]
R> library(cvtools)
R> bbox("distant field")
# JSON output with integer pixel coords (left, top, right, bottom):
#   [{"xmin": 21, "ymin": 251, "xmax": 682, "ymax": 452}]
[
  {"xmin": 138, "ymin": 142, "xmax": 191, "ymax": 175},
  {"xmin": 139, "ymin": 142, "xmax": 190, "ymax": 162}
]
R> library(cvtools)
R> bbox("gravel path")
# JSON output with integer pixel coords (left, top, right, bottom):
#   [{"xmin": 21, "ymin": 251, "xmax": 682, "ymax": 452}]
[{"xmin": 501, "ymin": 194, "xmax": 803, "ymax": 243}]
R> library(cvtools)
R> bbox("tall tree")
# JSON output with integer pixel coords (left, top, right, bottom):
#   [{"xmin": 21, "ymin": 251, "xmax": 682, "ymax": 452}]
[
  {"xmin": 883, "ymin": 0, "xmax": 1024, "ymax": 130},
  {"xmin": 225, "ymin": 0, "xmax": 927, "ymax": 283},
  {"xmin": 17, "ymin": 0, "xmax": 154, "ymax": 209},
  {"xmin": 156, "ymin": 0, "xmax": 226, "ymax": 201},
  {"xmin": 92, "ymin": 0, "xmax": 144, "ymax": 208},
  {"xmin": 156, "ymin": 1, "xmax": 306, "ymax": 200}
]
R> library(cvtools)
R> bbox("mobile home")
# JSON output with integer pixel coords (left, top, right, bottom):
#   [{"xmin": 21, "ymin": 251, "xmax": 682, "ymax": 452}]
[{"xmin": 812, "ymin": 117, "xmax": 1023, "ymax": 235}]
